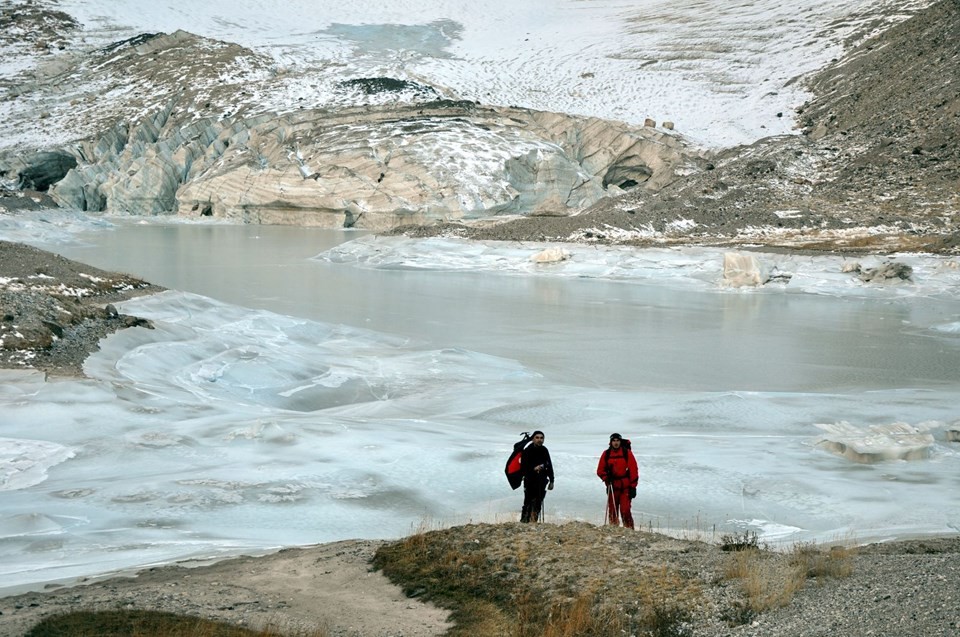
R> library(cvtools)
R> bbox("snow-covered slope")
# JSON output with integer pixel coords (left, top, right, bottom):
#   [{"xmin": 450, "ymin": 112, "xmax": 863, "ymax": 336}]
[{"xmin": 1, "ymin": 0, "xmax": 933, "ymax": 149}]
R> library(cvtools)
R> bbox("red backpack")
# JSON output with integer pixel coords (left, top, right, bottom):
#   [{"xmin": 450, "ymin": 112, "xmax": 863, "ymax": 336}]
[{"xmin": 504, "ymin": 432, "xmax": 532, "ymax": 490}]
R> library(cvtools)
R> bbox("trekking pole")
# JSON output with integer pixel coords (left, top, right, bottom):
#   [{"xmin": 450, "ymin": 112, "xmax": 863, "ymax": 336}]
[{"xmin": 606, "ymin": 483, "xmax": 619, "ymax": 526}]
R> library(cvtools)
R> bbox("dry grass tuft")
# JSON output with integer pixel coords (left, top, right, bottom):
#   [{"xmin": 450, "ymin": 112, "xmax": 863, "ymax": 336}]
[
  {"xmin": 789, "ymin": 541, "xmax": 856, "ymax": 580},
  {"xmin": 722, "ymin": 539, "xmax": 856, "ymax": 615},
  {"xmin": 719, "ymin": 530, "xmax": 762, "ymax": 552},
  {"xmin": 24, "ymin": 610, "xmax": 329, "ymax": 637},
  {"xmin": 632, "ymin": 566, "xmax": 699, "ymax": 635},
  {"xmin": 531, "ymin": 590, "xmax": 625, "ymax": 637}
]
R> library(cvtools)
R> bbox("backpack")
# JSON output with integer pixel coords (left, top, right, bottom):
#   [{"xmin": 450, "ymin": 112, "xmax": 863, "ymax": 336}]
[{"xmin": 504, "ymin": 432, "xmax": 532, "ymax": 490}]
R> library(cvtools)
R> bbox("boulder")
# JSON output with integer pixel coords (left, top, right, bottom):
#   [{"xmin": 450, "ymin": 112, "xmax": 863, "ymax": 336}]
[{"xmin": 0, "ymin": 188, "xmax": 59, "ymax": 212}]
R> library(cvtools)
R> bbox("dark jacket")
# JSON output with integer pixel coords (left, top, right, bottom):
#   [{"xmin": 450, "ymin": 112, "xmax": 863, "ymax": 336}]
[{"xmin": 521, "ymin": 444, "xmax": 554, "ymax": 486}]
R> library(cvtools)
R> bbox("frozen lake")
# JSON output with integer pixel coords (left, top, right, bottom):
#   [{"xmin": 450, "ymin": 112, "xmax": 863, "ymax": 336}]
[
  {"xmin": 2, "ymin": 217, "xmax": 960, "ymax": 593},
  {"xmin": 1, "ymin": 0, "xmax": 952, "ymax": 598}
]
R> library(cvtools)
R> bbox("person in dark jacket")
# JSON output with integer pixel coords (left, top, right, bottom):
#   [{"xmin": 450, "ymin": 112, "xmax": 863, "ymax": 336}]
[
  {"xmin": 597, "ymin": 432, "xmax": 638, "ymax": 529},
  {"xmin": 520, "ymin": 430, "xmax": 554, "ymax": 522}
]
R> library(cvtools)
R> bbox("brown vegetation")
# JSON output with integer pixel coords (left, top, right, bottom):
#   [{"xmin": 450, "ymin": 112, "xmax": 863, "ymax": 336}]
[
  {"xmin": 24, "ymin": 609, "xmax": 326, "ymax": 637},
  {"xmin": 372, "ymin": 521, "xmax": 855, "ymax": 637}
]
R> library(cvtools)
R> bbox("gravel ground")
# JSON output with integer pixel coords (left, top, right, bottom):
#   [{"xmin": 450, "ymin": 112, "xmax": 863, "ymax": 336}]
[
  {"xmin": 733, "ymin": 537, "xmax": 960, "ymax": 637},
  {"xmin": 0, "ymin": 540, "xmax": 452, "ymax": 637}
]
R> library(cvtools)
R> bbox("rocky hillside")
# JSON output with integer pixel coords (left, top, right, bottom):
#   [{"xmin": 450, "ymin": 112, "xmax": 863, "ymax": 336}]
[{"xmin": 404, "ymin": 0, "xmax": 960, "ymax": 254}]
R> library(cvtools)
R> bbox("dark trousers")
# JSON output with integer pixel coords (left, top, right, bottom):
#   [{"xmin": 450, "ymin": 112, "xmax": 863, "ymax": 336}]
[{"xmin": 520, "ymin": 479, "xmax": 547, "ymax": 523}]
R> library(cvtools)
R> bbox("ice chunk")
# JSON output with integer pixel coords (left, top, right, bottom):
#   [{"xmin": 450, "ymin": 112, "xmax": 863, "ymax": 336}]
[
  {"xmin": 531, "ymin": 247, "xmax": 570, "ymax": 263},
  {"xmin": 0, "ymin": 438, "xmax": 75, "ymax": 491},
  {"xmin": 0, "ymin": 513, "xmax": 68, "ymax": 538},
  {"xmin": 814, "ymin": 421, "xmax": 936, "ymax": 463},
  {"xmin": 947, "ymin": 422, "xmax": 960, "ymax": 443},
  {"xmin": 721, "ymin": 252, "xmax": 765, "ymax": 288}
]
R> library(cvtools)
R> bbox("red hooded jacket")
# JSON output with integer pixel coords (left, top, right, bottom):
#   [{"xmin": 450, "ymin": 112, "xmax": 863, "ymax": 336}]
[{"xmin": 597, "ymin": 441, "xmax": 638, "ymax": 489}]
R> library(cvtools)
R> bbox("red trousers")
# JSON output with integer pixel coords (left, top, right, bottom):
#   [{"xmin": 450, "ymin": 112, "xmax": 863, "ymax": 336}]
[{"xmin": 607, "ymin": 486, "xmax": 634, "ymax": 529}]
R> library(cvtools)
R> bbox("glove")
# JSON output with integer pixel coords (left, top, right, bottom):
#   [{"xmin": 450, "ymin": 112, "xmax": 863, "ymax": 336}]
[
  {"xmin": 628, "ymin": 487, "xmax": 637, "ymax": 499},
  {"xmin": 547, "ymin": 481, "xmax": 554, "ymax": 490}
]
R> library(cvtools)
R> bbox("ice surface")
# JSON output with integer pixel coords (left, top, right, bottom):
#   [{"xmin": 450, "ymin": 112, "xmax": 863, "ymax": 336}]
[
  {"xmin": 320, "ymin": 234, "xmax": 960, "ymax": 299},
  {"xmin": 2, "ymin": 220, "xmax": 960, "ymax": 594},
  {"xmin": 0, "ymin": 0, "xmax": 954, "ymax": 592},
  {"xmin": 0, "ymin": 209, "xmax": 117, "ymax": 246}
]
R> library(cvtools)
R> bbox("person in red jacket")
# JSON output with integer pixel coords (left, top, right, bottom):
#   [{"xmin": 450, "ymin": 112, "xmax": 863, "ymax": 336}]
[{"xmin": 597, "ymin": 433, "xmax": 638, "ymax": 529}]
